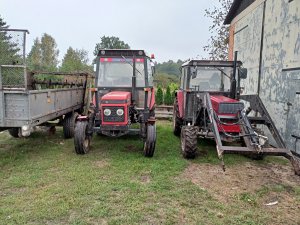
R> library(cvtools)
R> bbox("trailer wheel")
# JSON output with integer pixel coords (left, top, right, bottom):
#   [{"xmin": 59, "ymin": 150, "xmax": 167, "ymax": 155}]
[
  {"xmin": 8, "ymin": 128, "xmax": 21, "ymax": 138},
  {"xmin": 63, "ymin": 112, "xmax": 78, "ymax": 139},
  {"xmin": 143, "ymin": 124, "xmax": 156, "ymax": 157},
  {"xmin": 173, "ymin": 100, "xmax": 182, "ymax": 136},
  {"xmin": 74, "ymin": 121, "xmax": 90, "ymax": 154},
  {"xmin": 181, "ymin": 126, "xmax": 198, "ymax": 159}
]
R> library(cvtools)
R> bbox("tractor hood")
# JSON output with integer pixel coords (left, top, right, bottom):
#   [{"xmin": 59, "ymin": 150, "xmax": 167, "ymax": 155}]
[{"xmin": 101, "ymin": 91, "xmax": 131, "ymax": 104}]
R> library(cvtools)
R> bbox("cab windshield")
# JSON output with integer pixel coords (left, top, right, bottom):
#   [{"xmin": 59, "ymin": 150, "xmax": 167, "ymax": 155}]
[
  {"xmin": 189, "ymin": 66, "xmax": 233, "ymax": 92},
  {"xmin": 98, "ymin": 58, "xmax": 145, "ymax": 87}
]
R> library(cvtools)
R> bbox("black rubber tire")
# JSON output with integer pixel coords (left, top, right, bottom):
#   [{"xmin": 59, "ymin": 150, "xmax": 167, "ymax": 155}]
[
  {"xmin": 181, "ymin": 126, "xmax": 198, "ymax": 159},
  {"xmin": 8, "ymin": 128, "xmax": 21, "ymax": 138},
  {"xmin": 63, "ymin": 112, "xmax": 78, "ymax": 139},
  {"xmin": 74, "ymin": 121, "xmax": 90, "ymax": 154},
  {"xmin": 143, "ymin": 124, "xmax": 156, "ymax": 157},
  {"xmin": 173, "ymin": 100, "xmax": 182, "ymax": 136}
]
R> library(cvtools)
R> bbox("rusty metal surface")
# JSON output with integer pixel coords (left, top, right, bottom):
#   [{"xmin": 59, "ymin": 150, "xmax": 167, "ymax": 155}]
[{"xmin": 230, "ymin": 0, "xmax": 300, "ymax": 154}]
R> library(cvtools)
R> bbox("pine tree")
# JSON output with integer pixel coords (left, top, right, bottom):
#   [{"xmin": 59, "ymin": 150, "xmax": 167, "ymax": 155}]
[
  {"xmin": 0, "ymin": 16, "xmax": 21, "ymax": 65},
  {"xmin": 27, "ymin": 33, "xmax": 59, "ymax": 71},
  {"xmin": 27, "ymin": 38, "xmax": 42, "ymax": 71},
  {"xmin": 156, "ymin": 86, "xmax": 164, "ymax": 105},
  {"xmin": 164, "ymin": 85, "xmax": 172, "ymax": 105},
  {"xmin": 40, "ymin": 33, "xmax": 59, "ymax": 71}
]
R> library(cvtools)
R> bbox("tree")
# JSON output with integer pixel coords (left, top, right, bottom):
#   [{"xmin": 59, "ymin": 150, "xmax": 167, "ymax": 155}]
[
  {"xmin": 203, "ymin": 0, "xmax": 233, "ymax": 60},
  {"xmin": 153, "ymin": 72, "xmax": 179, "ymax": 88},
  {"xmin": 156, "ymin": 86, "xmax": 164, "ymax": 105},
  {"xmin": 60, "ymin": 47, "xmax": 92, "ymax": 73},
  {"xmin": 40, "ymin": 33, "xmax": 59, "ymax": 71},
  {"xmin": 93, "ymin": 36, "xmax": 130, "ymax": 56},
  {"xmin": 155, "ymin": 60, "xmax": 182, "ymax": 77},
  {"xmin": 164, "ymin": 85, "xmax": 173, "ymax": 105},
  {"xmin": 0, "ymin": 15, "xmax": 22, "ymax": 65},
  {"xmin": 27, "ymin": 33, "xmax": 59, "ymax": 71},
  {"xmin": 27, "ymin": 38, "xmax": 42, "ymax": 71}
]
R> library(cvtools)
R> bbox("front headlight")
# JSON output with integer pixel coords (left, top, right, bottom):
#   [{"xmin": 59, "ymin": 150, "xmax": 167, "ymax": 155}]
[
  {"xmin": 116, "ymin": 108, "xmax": 124, "ymax": 116},
  {"xmin": 103, "ymin": 108, "xmax": 111, "ymax": 116}
]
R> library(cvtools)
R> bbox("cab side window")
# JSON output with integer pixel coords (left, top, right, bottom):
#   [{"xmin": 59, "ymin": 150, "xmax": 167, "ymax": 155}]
[
  {"xmin": 147, "ymin": 59, "xmax": 153, "ymax": 86},
  {"xmin": 180, "ymin": 68, "xmax": 186, "ymax": 89}
]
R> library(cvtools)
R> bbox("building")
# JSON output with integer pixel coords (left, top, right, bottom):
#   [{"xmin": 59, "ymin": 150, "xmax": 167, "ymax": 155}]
[{"xmin": 224, "ymin": 0, "xmax": 300, "ymax": 154}]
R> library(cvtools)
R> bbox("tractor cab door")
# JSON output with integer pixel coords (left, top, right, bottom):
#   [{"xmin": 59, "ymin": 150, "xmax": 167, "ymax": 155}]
[{"xmin": 176, "ymin": 67, "xmax": 188, "ymax": 119}]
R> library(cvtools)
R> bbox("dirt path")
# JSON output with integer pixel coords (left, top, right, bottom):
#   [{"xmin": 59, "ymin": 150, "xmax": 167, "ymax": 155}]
[{"xmin": 182, "ymin": 161, "xmax": 300, "ymax": 224}]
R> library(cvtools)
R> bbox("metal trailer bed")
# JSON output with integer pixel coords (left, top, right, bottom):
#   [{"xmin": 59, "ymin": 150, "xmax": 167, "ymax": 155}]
[{"xmin": 0, "ymin": 28, "xmax": 89, "ymax": 137}]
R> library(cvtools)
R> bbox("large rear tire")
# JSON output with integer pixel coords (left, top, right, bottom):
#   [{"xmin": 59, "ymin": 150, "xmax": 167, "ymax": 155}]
[
  {"xmin": 173, "ymin": 100, "xmax": 182, "ymax": 136},
  {"xmin": 181, "ymin": 126, "xmax": 198, "ymax": 159},
  {"xmin": 63, "ymin": 112, "xmax": 78, "ymax": 139},
  {"xmin": 74, "ymin": 121, "xmax": 90, "ymax": 154},
  {"xmin": 143, "ymin": 124, "xmax": 156, "ymax": 157},
  {"xmin": 8, "ymin": 128, "xmax": 21, "ymax": 138}
]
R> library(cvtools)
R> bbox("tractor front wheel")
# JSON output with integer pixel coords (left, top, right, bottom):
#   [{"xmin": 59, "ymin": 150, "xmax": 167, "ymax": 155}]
[
  {"xmin": 143, "ymin": 123, "xmax": 156, "ymax": 157},
  {"xmin": 74, "ymin": 121, "xmax": 91, "ymax": 154},
  {"xmin": 181, "ymin": 126, "xmax": 198, "ymax": 159},
  {"xmin": 63, "ymin": 112, "xmax": 78, "ymax": 139}
]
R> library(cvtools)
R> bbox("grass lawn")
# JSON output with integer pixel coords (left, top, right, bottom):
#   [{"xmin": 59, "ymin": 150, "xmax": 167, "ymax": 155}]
[{"xmin": 0, "ymin": 121, "xmax": 299, "ymax": 225}]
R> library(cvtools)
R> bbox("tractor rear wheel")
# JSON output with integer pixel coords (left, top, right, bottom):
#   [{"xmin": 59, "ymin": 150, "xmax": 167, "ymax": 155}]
[
  {"xmin": 63, "ymin": 112, "xmax": 78, "ymax": 139},
  {"xmin": 181, "ymin": 126, "xmax": 198, "ymax": 159},
  {"xmin": 8, "ymin": 128, "xmax": 21, "ymax": 138},
  {"xmin": 74, "ymin": 121, "xmax": 90, "ymax": 154},
  {"xmin": 143, "ymin": 123, "xmax": 156, "ymax": 157},
  {"xmin": 173, "ymin": 100, "xmax": 182, "ymax": 136}
]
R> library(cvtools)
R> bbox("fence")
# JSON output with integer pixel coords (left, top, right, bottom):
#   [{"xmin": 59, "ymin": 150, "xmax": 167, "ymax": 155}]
[
  {"xmin": 0, "ymin": 28, "xmax": 29, "ymax": 89},
  {"xmin": 156, "ymin": 105, "xmax": 173, "ymax": 119}
]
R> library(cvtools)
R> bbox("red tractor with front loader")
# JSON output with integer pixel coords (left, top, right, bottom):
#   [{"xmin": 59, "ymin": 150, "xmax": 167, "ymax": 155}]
[
  {"xmin": 173, "ymin": 52, "xmax": 300, "ymax": 174},
  {"xmin": 74, "ymin": 49, "xmax": 156, "ymax": 157}
]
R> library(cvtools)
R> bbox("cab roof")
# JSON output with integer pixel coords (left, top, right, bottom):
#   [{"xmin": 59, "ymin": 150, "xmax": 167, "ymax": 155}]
[
  {"xmin": 182, "ymin": 60, "xmax": 243, "ymax": 68},
  {"xmin": 97, "ymin": 49, "xmax": 148, "ymax": 57}
]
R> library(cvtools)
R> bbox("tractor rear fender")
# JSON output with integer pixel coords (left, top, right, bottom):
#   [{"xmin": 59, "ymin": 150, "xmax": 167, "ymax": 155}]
[{"xmin": 176, "ymin": 90, "xmax": 184, "ymax": 118}]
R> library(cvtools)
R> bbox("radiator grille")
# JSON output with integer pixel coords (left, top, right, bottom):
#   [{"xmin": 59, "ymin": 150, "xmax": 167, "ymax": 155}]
[
  {"xmin": 218, "ymin": 102, "xmax": 244, "ymax": 114},
  {"xmin": 103, "ymin": 106, "xmax": 125, "ymax": 122}
]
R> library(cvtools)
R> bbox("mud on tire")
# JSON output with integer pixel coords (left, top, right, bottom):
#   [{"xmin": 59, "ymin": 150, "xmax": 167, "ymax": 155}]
[
  {"xmin": 74, "ymin": 121, "xmax": 90, "ymax": 154},
  {"xmin": 181, "ymin": 126, "xmax": 198, "ymax": 159}
]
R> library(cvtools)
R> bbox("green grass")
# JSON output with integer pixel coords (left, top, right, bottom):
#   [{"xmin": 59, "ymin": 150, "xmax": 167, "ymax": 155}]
[{"xmin": 0, "ymin": 122, "xmax": 299, "ymax": 225}]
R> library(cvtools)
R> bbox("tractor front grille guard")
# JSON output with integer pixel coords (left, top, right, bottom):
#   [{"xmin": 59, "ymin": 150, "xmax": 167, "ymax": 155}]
[{"xmin": 205, "ymin": 93, "xmax": 300, "ymax": 175}]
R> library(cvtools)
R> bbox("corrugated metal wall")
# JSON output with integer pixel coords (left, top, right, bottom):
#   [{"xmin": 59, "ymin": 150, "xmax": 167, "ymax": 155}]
[{"xmin": 230, "ymin": 0, "xmax": 300, "ymax": 153}]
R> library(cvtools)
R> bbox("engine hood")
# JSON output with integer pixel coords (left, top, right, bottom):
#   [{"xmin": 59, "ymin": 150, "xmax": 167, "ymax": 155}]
[{"xmin": 101, "ymin": 91, "xmax": 131, "ymax": 104}]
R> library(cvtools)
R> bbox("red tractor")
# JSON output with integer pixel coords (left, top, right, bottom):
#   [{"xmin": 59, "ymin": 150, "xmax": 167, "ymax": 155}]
[
  {"xmin": 173, "ymin": 52, "xmax": 300, "ymax": 174},
  {"xmin": 74, "ymin": 49, "xmax": 156, "ymax": 157}
]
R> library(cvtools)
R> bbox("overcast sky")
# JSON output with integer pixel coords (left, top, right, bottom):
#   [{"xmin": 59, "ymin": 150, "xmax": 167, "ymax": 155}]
[{"xmin": 1, "ymin": 0, "xmax": 219, "ymax": 63}]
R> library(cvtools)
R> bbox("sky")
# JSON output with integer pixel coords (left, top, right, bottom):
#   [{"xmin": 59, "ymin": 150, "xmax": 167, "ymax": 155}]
[{"xmin": 1, "ymin": 0, "xmax": 219, "ymax": 63}]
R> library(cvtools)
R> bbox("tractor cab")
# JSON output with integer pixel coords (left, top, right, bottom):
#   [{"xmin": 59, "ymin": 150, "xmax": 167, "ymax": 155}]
[
  {"xmin": 176, "ymin": 60, "xmax": 246, "ymax": 131},
  {"xmin": 74, "ymin": 49, "xmax": 157, "ymax": 157},
  {"xmin": 96, "ymin": 50, "xmax": 155, "ymax": 109}
]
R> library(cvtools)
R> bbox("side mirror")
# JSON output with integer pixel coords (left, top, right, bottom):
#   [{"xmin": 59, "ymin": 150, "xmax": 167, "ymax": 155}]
[{"xmin": 239, "ymin": 68, "xmax": 247, "ymax": 79}]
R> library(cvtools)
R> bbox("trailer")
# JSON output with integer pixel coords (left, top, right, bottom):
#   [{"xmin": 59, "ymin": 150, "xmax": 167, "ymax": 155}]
[{"xmin": 0, "ymin": 28, "xmax": 90, "ymax": 138}]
